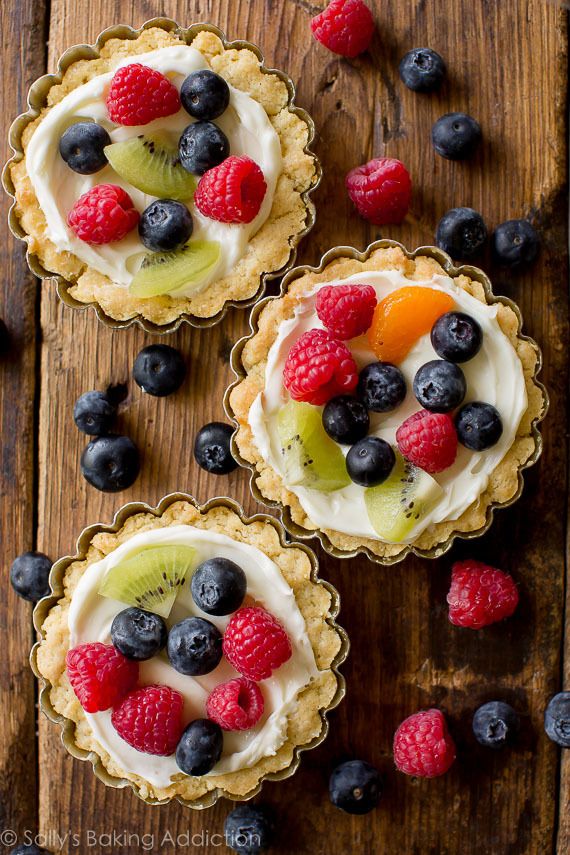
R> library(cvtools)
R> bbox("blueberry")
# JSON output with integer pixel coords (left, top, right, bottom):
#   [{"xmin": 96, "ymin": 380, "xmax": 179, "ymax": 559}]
[
  {"xmin": 346, "ymin": 436, "xmax": 395, "ymax": 487},
  {"xmin": 80, "ymin": 435, "xmax": 140, "ymax": 492},
  {"xmin": 413, "ymin": 360, "xmax": 466, "ymax": 412},
  {"xmin": 111, "ymin": 607, "xmax": 167, "ymax": 661},
  {"xmin": 9, "ymin": 846, "xmax": 52, "ymax": 855},
  {"xmin": 194, "ymin": 422, "xmax": 237, "ymax": 474},
  {"xmin": 176, "ymin": 718, "xmax": 223, "ymax": 775},
  {"xmin": 492, "ymin": 219, "xmax": 540, "ymax": 268},
  {"xmin": 133, "ymin": 344, "xmax": 186, "ymax": 397},
  {"xmin": 544, "ymin": 692, "xmax": 570, "ymax": 747},
  {"xmin": 167, "ymin": 616, "xmax": 222, "ymax": 676},
  {"xmin": 0, "ymin": 317, "xmax": 10, "ymax": 354},
  {"xmin": 178, "ymin": 121, "xmax": 229, "ymax": 175},
  {"xmin": 224, "ymin": 804, "xmax": 274, "ymax": 854},
  {"xmin": 329, "ymin": 759, "xmax": 382, "ymax": 815},
  {"xmin": 73, "ymin": 390, "xmax": 117, "ymax": 436},
  {"xmin": 191, "ymin": 557, "xmax": 247, "ymax": 616},
  {"xmin": 138, "ymin": 200, "xmax": 193, "ymax": 252},
  {"xmin": 399, "ymin": 47, "xmax": 446, "ymax": 93},
  {"xmin": 357, "ymin": 362, "xmax": 407, "ymax": 413},
  {"xmin": 59, "ymin": 121, "xmax": 111, "ymax": 174},
  {"xmin": 436, "ymin": 207, "xmax": 487, "ymax": 259},
  {"xmin": 431, "ymin": 312, "xmax": 482, "ymax": 363},
  {"xmin": 181, "ymin": 70, "xmax": 230, "ymax": 122},
  {"xmin": 322, "ymin": 396, "xmax": 370, "ymax": 445},
  {"xmin": 455, "ymin": 401, "xmax": 503, "ymax": 450},
  {"xmin": 472, "ymin": 701, "xmax": 519, "ymax": 749},
  {"xmin": 431, "ymin": 112, "xmax": 482, "ymax": 160},
  {"xmin": 10, "ymin": 551, "xmax": 52, "ymax": 602}
]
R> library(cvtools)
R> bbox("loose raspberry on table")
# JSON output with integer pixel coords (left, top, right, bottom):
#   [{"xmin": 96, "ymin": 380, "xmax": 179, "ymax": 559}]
[
  {"xmin": 396, "ymin": 410, "xmax": 457, "ymax": 474},
  {"xmin": 283, "ymin": 328, "xmax": 359, "ymax": 405},
  {"xmin": 66, "ymin": 642, "xmax": 138, "ymax": 713},
  {"xmin": 67, "ymin": 184, "xmax": 139, "ymax": 245},
  {"xmin": 393, "ymin": 709, "xmax": 456, "ymax": 778},
  {"xmin": 316, "ymin": 284, "xmax": 377, "ymax": 340},
  {"xmin": 111, "ymin": 685, "xmax": 184, "ymax": 756},
  {"xmin": 106, "ymin": 63, "xmax": 181, "ymax": 126},
  {"xmin": 206, "ymin": 677, "xmax": 265, "ymax": 731},
  {"xmin": 194, "ymin": 155, "xmax": 267, "ymax": 224},
  {"xmin": 223, "ymin": 606, "xmax": 292, "ymax": 681},
  {"xmin": 346, "ymin": 158, "xmax": 412, "ymax": 226},
  {"xmin": 447, "ymin": 560, "xmax": 519, "ymax": 629},
  {"xmin": 311, "ymin": 0, "xmax": 375, "ymax": 58}
]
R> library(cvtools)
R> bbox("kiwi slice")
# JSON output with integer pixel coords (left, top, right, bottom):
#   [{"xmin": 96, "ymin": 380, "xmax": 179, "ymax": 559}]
[
  {"xmin": 129, "ymin": 240, "xmax": 221, "ymax": 298},
  {"xmin": 105, "ymin": 132, "xmax": 196, "ymax": 201},
  {"xmin": 98, "ymin": 544, "xmax": 196, "ymax": 618},
  {"xmin": 277, "ymin": 400, "xmax": 350, "ymax": 492},
  {"xmin": 364, "ymin": 453, "xmax": 444, "ymax": 542}
]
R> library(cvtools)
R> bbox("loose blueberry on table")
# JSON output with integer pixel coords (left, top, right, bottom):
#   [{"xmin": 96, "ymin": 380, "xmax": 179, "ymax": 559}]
[
  {"xmin": 492, "ymin": 219, "xmax": 540, "ymax": 268},
  {"xmin": 73, "ymin": 390, "xmax": 117, "ymax": 436},
  {"xmin": 399, "ymin": 47, "xmax": 446, "ymax": 92},
  {"xmin": 544, "ymin": 692, "xmax": 570, "ymax": 747},
  {"xmin": 472, "ymin": 701, "xmax": 520, "ymax": 749},
  {"xmin": 436, "ymin": 207, "xmax": 487, "ymax": 258},
  {"xmin": 133, "ymin": 344, "xmax": 186, "ymax": 397},
  {"xmin": 10, "ymin": 551, "xmax": 52, "ymax": 602},
  {"xmin": 80, "ymin": 434, "xmax": 140, "ymax": 492},
  {"xmin": 194, "ymin": 421, "xmax": 238, "ymax": 474},
  {"xmin": 432, "ymin": 112, "xmax": 482, "ymax": 160},
  {"xmin": 329, "ymin": 759, "xmax": 383, "ymax": 814},
  {"xmin": 65, "ymin": 546, "xmax": 293, "ymax": 777},
  {"xmin": 224, "ymin": 804, "xmax": 274, "ymax": 854}
]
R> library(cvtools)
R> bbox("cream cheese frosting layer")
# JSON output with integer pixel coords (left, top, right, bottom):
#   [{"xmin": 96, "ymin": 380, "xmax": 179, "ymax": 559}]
[
  {"xmin": 25, "ymin": 45, "xmax": 282, "ymax": 296},
  {"xmin": 248, "ymin": 270, "xmax": 527, "ymax": 543},
  {"xmin": 68, "ymin": 525, "xmax": 319, "ymax": 788}
]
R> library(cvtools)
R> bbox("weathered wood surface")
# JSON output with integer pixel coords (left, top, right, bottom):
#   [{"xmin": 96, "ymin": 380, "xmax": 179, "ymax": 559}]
[{"xmin": 1, "ymin": 0, "xmax": 568, "ymax": 852}]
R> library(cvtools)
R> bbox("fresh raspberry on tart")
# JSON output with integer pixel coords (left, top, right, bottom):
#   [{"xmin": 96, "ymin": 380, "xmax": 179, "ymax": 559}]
[
  {"xmin": 206, "ymin": 677, "xmax": 265, "ymax": 731},
  {"xmin": 106, "ymin": 63, "xmax": 181, "ymax": 126},
  {"xmin": 283, "ymin": 329, "xmax": 359, "ymax": 405},
  {"xmin": 66, "ymin": 642, "xmax": 138, "ymax": 713},
  {"xmin": 223, "ymin": 606, "xmax": 292, "ymax": 681},
  {"xmin": 112, "ymin": 684, "xmax": 184, "ymax": 756},
  {"xmin": 67, "ymin": 184, "xmax": 139, "ymax": 245}
]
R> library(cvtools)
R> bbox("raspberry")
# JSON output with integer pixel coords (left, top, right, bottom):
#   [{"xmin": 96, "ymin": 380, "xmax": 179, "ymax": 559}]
[
  {"xmin": 283, "ymin": 328, "xmax": 359, "ymax": 405},
  {"xmin": 67, "ymin": 184, "xmax": 139, "ymax": 245},
  {"xmin": 106, "ymin": 63, "xmax": 180, "ymax": 126},
  {"xmin": 223, "ymin": 606, "xmax": 292, "ymax": 681},
  {"xmin": 111, "ymin": 685, "xmax": 184, "ymax": 756},
  {"xmin": 396, "ymin": 410, "xmax": 457, "ymax": 474},
  {"xmin": 195, "ymin": 155, "xmax": 267, "ymax": 224},
  {"xmin": 394, "ymin": 709, "xmax": 456, "ymax": 778},
  {"xmin": 66, "ymin": 642, "xmax": 138, "ymax": 713},
  {"xmin": 311, "ymin": 0, "xmax": 375, "ymax": 58},
  {"xmin": 316, "ymin": 284, "xmax": 377, "ymax": 340},
  {"xmin": 206, "ymin": 677, "xmax": 265, "ymax": 731},
  {"xmin": 447, "ymin": 560, "xmax": 519, "ymax": 629},
  {"xmin": 346, "ymin": 158, "xmax": 412, "ymax": 226}
]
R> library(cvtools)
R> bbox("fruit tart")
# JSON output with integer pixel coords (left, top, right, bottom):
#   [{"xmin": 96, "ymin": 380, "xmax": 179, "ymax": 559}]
[
  {"xmin": 227, "ymin": 241, "xmax": 547, "ymax": 563},
  {"xmin": 5, "ymin": 22, "xmax": 319, "ymax": 329},
  {"xmin": 32, "ymin": 495, "xmax": 346, "ymax": 806}
]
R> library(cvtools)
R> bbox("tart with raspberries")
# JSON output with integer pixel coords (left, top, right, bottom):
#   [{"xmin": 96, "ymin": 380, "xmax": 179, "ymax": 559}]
[
  {"xmin": 5, "ymin": 23, "xmax": 319, "ymax": 328},
  {"xmin": 32, "ymin": 496, "xmax": 346, "ymax": 806},
  {"xmin": 227, "ymin": 241, "xmax": 547, "ymax": 563}
]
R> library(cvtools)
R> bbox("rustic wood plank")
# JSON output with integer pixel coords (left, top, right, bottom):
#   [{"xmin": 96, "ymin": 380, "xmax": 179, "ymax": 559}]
[
  {"xmin": 0, "ymin": 0, "xmax": 47, "ymax": 847},
  {"xmin": 34, "ymin": 1, "xmax": 567, "ymax": 853}
]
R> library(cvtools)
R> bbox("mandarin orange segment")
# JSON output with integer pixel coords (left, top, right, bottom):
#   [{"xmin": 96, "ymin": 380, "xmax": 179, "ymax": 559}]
[{"xmin": 367, "ymin": 287, "xmax": 455, "ymax": 363}]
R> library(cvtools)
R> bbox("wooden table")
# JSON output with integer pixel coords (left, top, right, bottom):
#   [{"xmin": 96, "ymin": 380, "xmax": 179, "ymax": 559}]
[{"xmin": 1, "ymin": 1, "xmax": 568, "ymax": 852}]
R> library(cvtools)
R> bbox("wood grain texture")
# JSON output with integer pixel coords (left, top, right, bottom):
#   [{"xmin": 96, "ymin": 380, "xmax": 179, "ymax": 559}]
[
  {"xmin": 16, "ymin": 0, "xmax": 567, "ymax": 852},
  {"xmin": 0, "ymin": 0, "xmax": 47, "ymax": 845}
]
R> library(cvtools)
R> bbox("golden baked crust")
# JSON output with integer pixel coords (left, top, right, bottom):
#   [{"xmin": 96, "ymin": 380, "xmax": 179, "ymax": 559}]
[
  {"xmin": 35, "ymin": 500, "xmax": 342, "ymax": 803},
  {"xmin": 9, "ymin": 28, "xmax": 317, "ymax": 326},
  {"xmin": 229, "ymin": 245, "xmax": 546, "ymax": 561}
]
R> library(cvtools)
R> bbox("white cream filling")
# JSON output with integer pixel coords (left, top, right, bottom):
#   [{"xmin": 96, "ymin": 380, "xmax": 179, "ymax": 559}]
[
  {"xmin": 68, "ymin": 525, "xmax": 319, "ymax": 788},
  {"xmin": 25, "ymin": 45, "xmax": 282, "ymax": 297},
  {"xmin": 248, "ymin": 270, "xmax": 527, "ymax": 543}
]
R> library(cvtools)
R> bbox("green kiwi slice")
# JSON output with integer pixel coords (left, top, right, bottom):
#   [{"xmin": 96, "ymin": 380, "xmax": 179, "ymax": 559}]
[
  {"xmin": 104, "ymin": 132, "xmax": 196, "ymax": 201},
  {"xmin": 98, "ymin": 544, "xmax": 196, "ymax": 618},
  {"xmin": 277, "ymin": 400, "xmax": 350, "ymax": 492},
  {"xmin": 129, "ymin": 240, "xmax": 221, "ymax": 298},
  {"xmin": 364, "ymin": 453, "xmax": 444, "ymax": 542}
]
